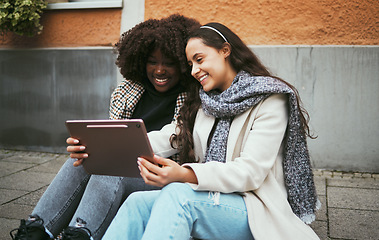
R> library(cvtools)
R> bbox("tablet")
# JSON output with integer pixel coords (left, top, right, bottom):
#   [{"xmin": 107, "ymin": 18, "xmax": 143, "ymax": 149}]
[{"xmin": 65, "ymin": 119, "xmax": 153, "ymax": 177}]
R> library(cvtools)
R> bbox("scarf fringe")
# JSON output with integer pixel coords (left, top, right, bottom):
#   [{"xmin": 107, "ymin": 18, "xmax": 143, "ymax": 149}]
[
  {"xmin": 300, "ymin": 199, "xmax": 322, "ymax": 224},
  {"xmin": 208, "ymin": 191, "xmax": 220, "ymax": 205},
  {"xmin": 300, "ymin": 213, "xmax": 316, "ymax": 225},
  {"xmin": 316, "ymin": 198, "xmax": 322, "ymax": 211}
]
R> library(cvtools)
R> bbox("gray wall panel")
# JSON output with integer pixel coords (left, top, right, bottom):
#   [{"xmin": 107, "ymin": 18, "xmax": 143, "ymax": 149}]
[
  {"xmin": 252, "ymin": 46, "xmax": 379, "ymax": 172},
  {"xmin": 0, "ymin": 48, "xmax": 118, "ymax": 152},
  {"xmin": 0, "ymin": 46, "xmax": 378, "ymax": 172}
]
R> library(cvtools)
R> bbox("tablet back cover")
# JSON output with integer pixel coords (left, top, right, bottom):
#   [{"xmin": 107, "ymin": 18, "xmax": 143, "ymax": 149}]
[{"xmin": 65, "ymin": 119, "xmax": 153, "ymax": 177}]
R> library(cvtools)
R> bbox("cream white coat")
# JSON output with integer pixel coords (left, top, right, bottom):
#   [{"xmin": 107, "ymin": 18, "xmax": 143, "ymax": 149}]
[{"xmin": 148, "ymin": 94, "xmax": 319, "ymax": 240}]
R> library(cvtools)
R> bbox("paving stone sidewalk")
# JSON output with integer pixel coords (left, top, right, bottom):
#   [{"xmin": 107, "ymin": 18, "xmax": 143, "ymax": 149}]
[{"xmin": 0, "ymin": 149, "xmax": 378, "ymax": 240}]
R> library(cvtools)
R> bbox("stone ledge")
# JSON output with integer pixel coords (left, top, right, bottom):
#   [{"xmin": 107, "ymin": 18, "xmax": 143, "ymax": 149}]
[{"xmin": 313, "ymin": 169, "xmax": 379, "ymax": 179}]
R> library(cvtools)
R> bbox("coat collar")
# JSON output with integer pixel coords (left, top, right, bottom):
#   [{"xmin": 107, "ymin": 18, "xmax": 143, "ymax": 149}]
[{"xmin": 195, "ymin": 105, "xmax": 259, "ymax": 162}]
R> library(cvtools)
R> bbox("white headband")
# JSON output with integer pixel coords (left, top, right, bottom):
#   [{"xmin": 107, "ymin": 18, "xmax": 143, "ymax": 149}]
[{"xmin": 200, "ymin": 26, "xmax": 228, "ymax": 43}]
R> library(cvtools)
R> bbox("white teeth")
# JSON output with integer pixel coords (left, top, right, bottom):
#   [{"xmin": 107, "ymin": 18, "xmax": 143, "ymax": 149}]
[
  {"xmin": 155, "ymin": 78, "xmax": 168, "ymax": 83},
  {"xmin": 199, "ymin": 75, "xmax": 208, "ymax": 82}
]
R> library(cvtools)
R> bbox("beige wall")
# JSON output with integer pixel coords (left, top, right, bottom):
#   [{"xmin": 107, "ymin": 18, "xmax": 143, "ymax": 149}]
[{"xmin": 145, "ymin": 0, "xmax": 378, "ymax": 45}]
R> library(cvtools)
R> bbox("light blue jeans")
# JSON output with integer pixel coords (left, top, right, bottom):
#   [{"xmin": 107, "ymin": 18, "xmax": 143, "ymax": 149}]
[
  {"xmin": 102, "ymin": 182, "xmax": 254, "ymax": 240},
  {"xmin": 32, "ymin": 158, "xmax": 159, "ymax": 239}
]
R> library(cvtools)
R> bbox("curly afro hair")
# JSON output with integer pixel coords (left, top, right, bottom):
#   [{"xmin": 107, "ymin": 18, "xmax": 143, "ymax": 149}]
[{"xmin": 115, "ymin": 14, "xmax": 201, "ymax": 87}]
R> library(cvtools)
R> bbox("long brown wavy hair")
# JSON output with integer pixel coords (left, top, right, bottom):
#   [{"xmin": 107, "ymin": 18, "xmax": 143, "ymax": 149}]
[{"xmin": 171, "ymin": 22, "xmax": 314, "ymax": 164}]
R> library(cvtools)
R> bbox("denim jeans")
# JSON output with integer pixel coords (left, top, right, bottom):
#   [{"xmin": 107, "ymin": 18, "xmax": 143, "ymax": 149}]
[
  {"xmin": 32, "ymin": 158, "xmax": 159, "ymax": 240},
  {"xmin": 102, "ymin": 182, "xmax": 254, "ymax": 240}
]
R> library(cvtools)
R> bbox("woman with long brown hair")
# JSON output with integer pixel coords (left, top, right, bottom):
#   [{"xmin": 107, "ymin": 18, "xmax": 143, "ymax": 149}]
[{"xmin": 103, "ymin": 22, "xmax": 320, "ymax": 240}]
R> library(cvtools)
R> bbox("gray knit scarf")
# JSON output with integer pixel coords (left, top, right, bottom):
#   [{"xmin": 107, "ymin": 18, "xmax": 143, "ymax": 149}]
[{"xmin": 200, "ymin": 70, "xmax": 318, "ymax": 223}]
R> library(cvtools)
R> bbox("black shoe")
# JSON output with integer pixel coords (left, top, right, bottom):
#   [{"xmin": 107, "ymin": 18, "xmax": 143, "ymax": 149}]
[
  {"xmin": 10, "ymin": 215, "xmax": 50, "ymax": 240},
  {"xmin": 58, "ymin": 227, "xmax": 91, "ymax": 240},
  {"xmin": 58, "ymin": 218, "xmax": 92, "ymax": 240}
]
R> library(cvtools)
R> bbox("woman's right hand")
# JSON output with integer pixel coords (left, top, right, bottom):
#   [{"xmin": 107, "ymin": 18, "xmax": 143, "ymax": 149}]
[{"xmin": 66, "ymin": 137, "xmax": 88, "ymax": 167}]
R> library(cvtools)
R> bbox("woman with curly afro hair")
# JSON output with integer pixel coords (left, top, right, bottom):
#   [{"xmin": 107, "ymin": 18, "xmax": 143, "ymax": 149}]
[
  {"xmin": 109, "ymin": 14, "xmax": 201, "ymax": 131},
  {"xmin": 11, "ymin": 14, "xmax": 200, "ymax": 240}
]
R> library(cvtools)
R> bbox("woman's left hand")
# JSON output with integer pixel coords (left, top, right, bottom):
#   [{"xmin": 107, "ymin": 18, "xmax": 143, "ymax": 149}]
[{"xmin": 138, "ymin": 155, "xmax": 198, "ymax": 187}]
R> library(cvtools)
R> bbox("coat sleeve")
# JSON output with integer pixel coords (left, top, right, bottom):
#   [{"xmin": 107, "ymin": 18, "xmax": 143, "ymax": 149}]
[
  {"xmin": 147, "ymin": 122, "xmax": 179, "ymax": 158},
  {"xmin": 109, "ymin": 79, "xmax": 144, "ymax": 120},
  {"xmin": 184, "ymin": 94, "xmax": 289, "ymax": 193}
]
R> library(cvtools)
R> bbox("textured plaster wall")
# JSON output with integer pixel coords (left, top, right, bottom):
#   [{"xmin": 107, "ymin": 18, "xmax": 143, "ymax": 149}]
[
  {"xmin": 0, "ymin": 9, "xmax": 121, "ymax": 47},
  {"xmin": 145, "ymin": 0, "xmax": 378, "ymax": 45},
  {"xmin": 1, "ymin": 0, "xmax": 376, "ymax": 47}
]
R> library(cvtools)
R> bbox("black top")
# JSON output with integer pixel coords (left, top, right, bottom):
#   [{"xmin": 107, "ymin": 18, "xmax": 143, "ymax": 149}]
[{"xmin": 131, "ymin": 81, "xmax": 184, "ymax": 132}]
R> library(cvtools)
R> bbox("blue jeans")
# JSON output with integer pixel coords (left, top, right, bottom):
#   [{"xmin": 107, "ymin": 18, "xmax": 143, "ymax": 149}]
[
  {"xmin": 102, "ymin": 182, "xmax": 254, "ymax": 240},
  {"xmin": 32, "ymin": 158, "xmax": 159, "ymax": 239}
]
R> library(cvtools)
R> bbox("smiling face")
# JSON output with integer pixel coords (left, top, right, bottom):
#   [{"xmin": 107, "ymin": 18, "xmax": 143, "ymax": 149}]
[
  {"xmin": 186, "ymin": 38, "xmax": 236, "ymax": 92},
  {"xmin": 146, "ymin": 48, "xmax": 181, "ymax": 93}
]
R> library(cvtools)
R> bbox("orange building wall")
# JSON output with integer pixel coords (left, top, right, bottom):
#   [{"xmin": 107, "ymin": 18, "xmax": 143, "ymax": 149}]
[
  {"xmin": 1, "ymin": 0, "xmax": 377, "ymax": 48},
  {"xmin": 0, "ymin": 9, "xmax": 121, "ymax": 48},
  {"xmin": 145, "ymin": 0, "xmax": 378, "ymax": 45}
]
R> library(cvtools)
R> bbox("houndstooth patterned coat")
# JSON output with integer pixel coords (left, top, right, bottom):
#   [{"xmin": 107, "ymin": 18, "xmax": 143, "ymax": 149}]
[{"xmin": 109, "ymin": 79, "xmax": 186, "ymax": 121}]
